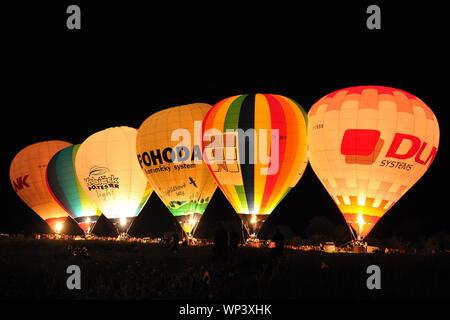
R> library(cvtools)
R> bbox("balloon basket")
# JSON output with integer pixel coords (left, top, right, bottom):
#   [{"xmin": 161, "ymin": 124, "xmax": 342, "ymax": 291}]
[
  {"xmin": 245, "ymin": 235, "xmax": 260, "ymax": 248},
  {"xmin": 352, "ymin": 246, "xmax": 367, "ymax": 253},
  {"xmin": 181, "ymin": 232, "xmax": 196, "ymax": 246},
  {"xmin": 117, "ymin": 233, "xmax": 130, "ymax": 241},
  {"xmin": 346, "ymin": 240, "xmax": 368, "ymax": 253}
]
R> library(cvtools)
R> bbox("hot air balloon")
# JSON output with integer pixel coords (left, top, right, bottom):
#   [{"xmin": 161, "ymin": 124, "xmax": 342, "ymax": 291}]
[
  {"xmin": 136, "ymin": 103, "xmax": 217, "ymax": 237},
  {"xmin": 10, "ymin": 140, "xmax": 73, "ymax": 233},
  {"xmin": 202, "ymin": 94, "xmax": 308, "ymax": 238},
  {"xmin": 46, "ymin": 144, "xmax": 102, "ymax": 234},
  {"xmin": 307, "ymin": 86, "xmax": 439, "ymax": 241},
  {"xmin": 75, "ymin": 126, "xmax": 152, "ymax": 234}
]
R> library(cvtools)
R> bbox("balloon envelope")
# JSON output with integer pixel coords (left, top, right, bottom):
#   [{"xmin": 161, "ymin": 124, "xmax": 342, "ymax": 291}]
[
  {"xmin": 10, "ymin": 140, "xmax": 73, "ymax": 233},
  {"xmin": 136, "ymin": 103, "xmax": 217, "ymax": 235},
  {"xmin": 75, "ymin": 126, "xmax": 152, "ymax": 233},
  {"xmin": 202, "ymin": 94, "xmax": 308, "ymax": 236},
  {"xmin": 307, "ymin": 86, "xmax": 439, "ymax": 240},
  {"xmin": 46, "ymin": 144, "xmax": 102, "ymax": 233}
]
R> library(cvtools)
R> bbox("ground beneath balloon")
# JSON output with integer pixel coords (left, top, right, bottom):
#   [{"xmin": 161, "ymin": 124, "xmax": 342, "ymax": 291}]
[{"xmin": 0, "ymin": 239, "xmax": 448, "ymax": 300}]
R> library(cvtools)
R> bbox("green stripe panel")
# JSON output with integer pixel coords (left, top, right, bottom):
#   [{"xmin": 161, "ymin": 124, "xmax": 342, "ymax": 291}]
[
  {"xmin": 223, "ymin": 95, "xmax": 249, "ymax": 214},
  {"xmin": 234, "ymin": 185, "xmax": 248, "ymax": 213},
  {"xmin": 57, "ymin": 146, "xmax": 83, "ymax": 216},
  {"xmin": 223, "ymin": 94, "xmax": 247, "ymax": 131},
  {"xmin": 73, "ymin": 144, "xmax": 95, "ymax": 215},
  {"xmin": 167, "ymin": 200, "xmax": 206, "ymax": 217},
  {"xmin": 135, "ymin": 184, "xmax": 152, "ymax": 215}
]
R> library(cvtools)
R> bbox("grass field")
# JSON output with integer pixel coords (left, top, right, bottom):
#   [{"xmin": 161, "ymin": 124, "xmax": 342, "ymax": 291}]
[{"xmin": 0, "ymin": 238, "xmax": 449, "ymax": 300}]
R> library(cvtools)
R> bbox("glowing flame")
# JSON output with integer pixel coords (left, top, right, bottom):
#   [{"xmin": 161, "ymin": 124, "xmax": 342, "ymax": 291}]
[
  {"xmin": 250, "ymin": 215, "xmax": 257, "ymax": 224},
  {"xmin": 184, "ymin": 213, "xmax": 198, "ymax": 234},
  {"xmin": 120, "ymin": 217, "xmax": 127, "ymax": 226},
  {"xmin": 357, "ymin": 213, "xmax": 365, "ymax": 235},
  {"xmin": 189, "ymin": 213, "xmax": 197, "ymax": 226},
  {"xmin": 55, "ymin": 222, "xmax": 63, "ymax": 234},
  {"xmin": 85, "ymin": 217, "xmax": 91, "ymax": 225}
]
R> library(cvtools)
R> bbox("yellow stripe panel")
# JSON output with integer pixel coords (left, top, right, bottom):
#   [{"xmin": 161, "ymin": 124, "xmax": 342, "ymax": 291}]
[{"xmin": 253, "ymin": 94, "xmax": 271, "ymax": 214}]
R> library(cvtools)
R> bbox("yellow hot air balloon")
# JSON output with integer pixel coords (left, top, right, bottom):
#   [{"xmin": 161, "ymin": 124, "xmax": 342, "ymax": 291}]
[
  {"xmin": 136, "ymin": 103, "xmax": 217, "ymax": 236},
  {"xmin": 10, "ymin": 140, "xmax": 73, "ymax": 233},
  {"xmin": 75, "ymin": 126, "xmax": 152, "ymax": 234},
  {"xmin": 308, "ymin": 86, "xmax": 439, "ymax": 240},
  {"xmin": 202, "ymin": 94, "xmax": 308, "ymax": 237}
]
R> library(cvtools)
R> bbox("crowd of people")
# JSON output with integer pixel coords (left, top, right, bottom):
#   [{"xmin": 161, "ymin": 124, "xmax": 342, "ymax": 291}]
[
  {"xmin": 2, "ymin": 233, "xmax": 448, "ymax": 300},
  {"xmin": 2, "ymin": 221, "xmax": 450, "ymax": 299}
]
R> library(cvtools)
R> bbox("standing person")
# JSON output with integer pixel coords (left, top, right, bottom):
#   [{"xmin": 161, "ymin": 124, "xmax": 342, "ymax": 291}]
[
  {"xmin": 172, "ymin": 232, "xmax": 180, "ymax": 253},
  {"xmin": 213, "ymin": 222, "xmax": 228, "ymax": 261},
  {"xmin": 272, "ymin": 227, "xmax": 284, "ymax": 259},
  {"xmin": 229, "ymin": 228, "xmax": 239, "ymax": 255}
]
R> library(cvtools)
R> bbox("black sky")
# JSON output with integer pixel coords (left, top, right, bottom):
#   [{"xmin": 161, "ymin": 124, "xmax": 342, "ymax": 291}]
[{"xmin": 2, "ymin": 2, "xmax": 449, "ymax": 237}]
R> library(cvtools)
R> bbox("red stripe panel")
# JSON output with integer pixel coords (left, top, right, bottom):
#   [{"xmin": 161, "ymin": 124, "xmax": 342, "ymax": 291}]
[{"xmin": 258, "ymin": 94, "xmax": 287, "ymax": 213}]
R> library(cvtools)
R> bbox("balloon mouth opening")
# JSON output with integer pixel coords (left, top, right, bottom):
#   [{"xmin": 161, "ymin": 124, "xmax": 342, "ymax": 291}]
[
  {"xmin": 74, "ymin": 215, "xmax": 101, "ymax": 234},
  {"xmin": 342, "ymin": 212, "xmax": 380, "ymax": 241},
  {"xmin": 45, "ymin": 216, "xmax": 69, "ymax": 234},
  {"xmin": 238, "ymin": 213, "xmax": 269, "ymax": 239},
  {"xmin": 107, "ymin": 216, "xmax": 136, "ymax": 235},
  {"xmin": 175, "ymin": 213, "xmax": 202, "ymax": 237}
]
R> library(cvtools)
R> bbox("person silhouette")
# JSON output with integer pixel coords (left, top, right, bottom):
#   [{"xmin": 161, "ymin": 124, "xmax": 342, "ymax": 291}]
[
  {"xmin": 172, "ymin": 232, "xmax": 180, "ymax": 253},
  {"xmin": 213, "ymin": 222, "xmax": 228, "ymax": 261},
  {"xmin": 272, "ymin": 227, "xmax": 284, "ymax": 259}
]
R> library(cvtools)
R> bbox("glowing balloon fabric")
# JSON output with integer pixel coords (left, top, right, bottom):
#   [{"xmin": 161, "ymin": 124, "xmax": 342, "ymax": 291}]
[
  {"xmin": 10, "ymin": 141, "xmax": 72, "ymax": 232},
  {"xmin": 202, "ymin": 94, "xmax": 308, "ymax": 235},
  {"xmin": 136, "ymin": 103, "xmax": 217, "ymax": 235},
  {"xmin": 46, "ymin": 144, "xmax": 102, "ymax": 233},
  {"xmin": 307, "ymin": 86, "xmax": 439, "ymax": 239},
  {"xmin": 75, "ymin": 126, "xmax": 152, "ymax": 233}
]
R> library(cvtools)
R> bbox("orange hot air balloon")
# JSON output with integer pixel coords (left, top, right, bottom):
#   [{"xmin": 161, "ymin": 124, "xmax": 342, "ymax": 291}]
[
  {"xmin": 10, "ymin": 141, "xmax": 73, "ymax": 233},
  {"xmin": 307, "ymin": 86, "xmax": 439, "ymax": 240},
  {"xmin": 202, "ymin": 94, "xmax": 308, "ymax": 237}
]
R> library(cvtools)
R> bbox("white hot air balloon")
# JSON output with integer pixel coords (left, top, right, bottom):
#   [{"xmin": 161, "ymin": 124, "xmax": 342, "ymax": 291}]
[{"xmin": 75, "ymin": 126, "xmax": 152, "ymax": 234}]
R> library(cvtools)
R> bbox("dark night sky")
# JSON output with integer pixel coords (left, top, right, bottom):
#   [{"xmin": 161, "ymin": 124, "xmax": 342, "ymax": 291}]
[{"xmin": 2, "ymin": 2, "xmax": 449, "ymax": 237}]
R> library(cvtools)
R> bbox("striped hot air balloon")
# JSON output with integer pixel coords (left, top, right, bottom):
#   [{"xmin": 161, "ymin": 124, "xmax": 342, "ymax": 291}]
[
  {"xmin": 46, "ymin": 144, "xmax": 102, "ymax": 233},
  {"xmin": 308, "ymin": 86, "xmax": 440, "ymax": 240},
  {"xmin": 202, "ymin": 94, "xmax": 308, "ymax": 237}
]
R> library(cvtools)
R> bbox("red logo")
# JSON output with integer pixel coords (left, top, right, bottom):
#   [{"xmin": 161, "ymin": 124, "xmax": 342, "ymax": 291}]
[
  {"xmin": 341, "ymin": 129, "xmax": 437, "ymax": 167},
  {"xmin": 386, "ymin": 133, "xmax": 437, "ymax": 166},
  {"xmin": 341, "ymin": 129, "xmax": 381, "ymax": 156},
  {"xmin": 12, "ymin": 175, "xmax": 30, "ymax": 192}
]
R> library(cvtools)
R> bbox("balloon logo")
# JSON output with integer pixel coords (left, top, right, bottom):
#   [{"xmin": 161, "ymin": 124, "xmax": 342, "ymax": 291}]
[
  {"xmin": 46, "ymin": 144, "xmax": 102, "ymax": 234},
  {"xmin": 136, "ymin": 103, "xmax": 217, "ymax": 236},
  {"xmin": 10, "ymin": 140, "xmax": 73, "ymax": 233},
  {"xmin": 307, "ymin": 86, "xmax": 439, "ymax": 240},
  {"xmin": 202, "ymin": 94, "xmax": 308, "ymax": 237},
  {"xmin": 75, "ymin": 126, "xmax": 152, "ymax": 234}
]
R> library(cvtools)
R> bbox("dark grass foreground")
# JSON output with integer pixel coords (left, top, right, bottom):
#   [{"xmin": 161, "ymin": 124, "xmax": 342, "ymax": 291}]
[{"xmin": 0, "ymin": 239, "xmax": 449, "ymax": 300}]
